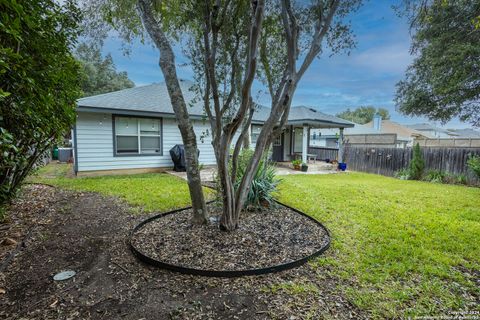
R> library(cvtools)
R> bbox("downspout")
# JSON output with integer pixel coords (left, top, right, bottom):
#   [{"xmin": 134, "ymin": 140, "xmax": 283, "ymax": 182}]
[{"xmin": 73, "ymin": 120, "xmax": 79, "ymax": 176}]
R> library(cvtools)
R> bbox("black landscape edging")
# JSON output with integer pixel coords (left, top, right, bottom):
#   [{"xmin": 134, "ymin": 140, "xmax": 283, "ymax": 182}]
[{"xmin": 129, "ymin": 200, "xmax": 331, "ymax": 278}]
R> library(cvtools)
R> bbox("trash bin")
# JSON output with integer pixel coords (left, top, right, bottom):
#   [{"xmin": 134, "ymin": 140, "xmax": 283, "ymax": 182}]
[
  {"xmin": 58, "ymin": 147, "xmax": 72, "ymax": 163},
  {"xmin": 169, "ymin": 145, "xmax": 200, "ymax": 172},
  {"xmin": 52, "ymin": 147, "xmax": 59, "ymax": 160}
]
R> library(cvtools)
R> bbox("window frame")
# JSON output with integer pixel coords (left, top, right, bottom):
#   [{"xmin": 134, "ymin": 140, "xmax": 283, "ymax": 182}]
[{"xmin": 112, "ymin": 114, "xmax": 163, "ymax": 157}]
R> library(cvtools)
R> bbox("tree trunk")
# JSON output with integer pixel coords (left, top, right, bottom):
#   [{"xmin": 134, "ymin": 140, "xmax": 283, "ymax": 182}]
[
  {"xmin": 137, "ymin": 0, "xmax": 207, "ymax": 224},
  {"xmin": 217, "ymin": 139, "xmax": 237, "ymax": 230}
]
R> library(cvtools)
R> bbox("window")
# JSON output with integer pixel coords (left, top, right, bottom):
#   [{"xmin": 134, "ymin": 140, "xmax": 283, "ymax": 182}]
[
  {"xmin": 114, "ymin": 116, "xmax": 162, "ymax": 156},
  {"xmin": 251, "ymin": 125, "xmax": 262, "ymax": 144}
]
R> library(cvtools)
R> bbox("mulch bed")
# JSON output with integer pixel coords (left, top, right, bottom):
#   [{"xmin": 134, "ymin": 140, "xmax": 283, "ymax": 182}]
[
  {"xmin": 131, "ymin": 203, "xmax": 329, "ymax": 271},
  {"xmin": 0, "ymin": 184, "xmax": 367, "ymax": 320}
]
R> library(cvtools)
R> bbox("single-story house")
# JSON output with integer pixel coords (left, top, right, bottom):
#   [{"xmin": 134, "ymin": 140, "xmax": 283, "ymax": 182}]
[{"xmin": 73, "ymin": 80, "xmax": 353, "ymax": 175}]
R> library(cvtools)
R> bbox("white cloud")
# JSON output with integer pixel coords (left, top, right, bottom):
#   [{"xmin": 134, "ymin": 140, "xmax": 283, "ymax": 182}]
[{"xmin": 351, "ymin": 43, "xmax": 413, "ymax": 75}]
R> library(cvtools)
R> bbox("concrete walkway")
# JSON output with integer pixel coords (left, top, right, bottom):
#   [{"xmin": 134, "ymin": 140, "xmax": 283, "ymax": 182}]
[
  {"xmin": 166, "ymin": 166, "xmax": 217, "ymax": 182},
  {"xmin": 167, "ymin": 161, "xmax": 337, "ymax": 182}
]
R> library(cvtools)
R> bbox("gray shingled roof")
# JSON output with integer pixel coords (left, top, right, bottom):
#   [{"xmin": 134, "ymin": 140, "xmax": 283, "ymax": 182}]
[
  {"xmin": 406, "ymin": 123, "xmax": 451, "ymax": 134},
  {"xmin": 447, "ymin": 128, "xmax": 480, "ymax": 138},
  {"xmin": 77, "ymin": 82, "xmax": 353, "ymax": 128}
]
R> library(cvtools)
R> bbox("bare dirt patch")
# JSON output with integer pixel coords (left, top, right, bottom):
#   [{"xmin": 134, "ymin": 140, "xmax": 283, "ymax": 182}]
[
  {"xmin": 132, "ymin": 204, "xmax": 329, "ymax": 271},
  {"xmin": 0, "ymin": 184, "xmax": 367, "ymax": 319}
]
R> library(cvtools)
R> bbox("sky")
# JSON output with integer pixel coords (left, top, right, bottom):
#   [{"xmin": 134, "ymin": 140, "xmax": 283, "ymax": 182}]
[{"xmin": 100, "ymin": 0, "xmax": 471, "ymax": 129}]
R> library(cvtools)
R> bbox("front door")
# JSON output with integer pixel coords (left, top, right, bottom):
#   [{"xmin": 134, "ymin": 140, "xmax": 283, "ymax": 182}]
[{"xmin": 271, "ymin": 133, "xmax": 284, "ymax": 162}]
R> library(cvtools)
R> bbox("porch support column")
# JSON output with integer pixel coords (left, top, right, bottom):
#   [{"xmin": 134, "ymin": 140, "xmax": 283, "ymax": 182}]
[
  {"xmin": 302, "ymin": 124, "xmax": 308, "ymax": 164},
  {"xmin": 338, "ymin": 127, "xmax": 344, "ymax": 163}
]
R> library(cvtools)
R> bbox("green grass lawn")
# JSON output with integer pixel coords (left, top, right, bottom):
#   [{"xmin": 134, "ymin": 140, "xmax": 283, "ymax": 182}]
[
  {"xmin": 29, "ymin": 165, "xmax": 479, "ymax": 317},
  {"xmin": 278, "ymin": 173, "xmax": 480, "ymax": 318},
  {"xmin": 31, "ymin": 164, "xmax": 212, "ymax": 212}
]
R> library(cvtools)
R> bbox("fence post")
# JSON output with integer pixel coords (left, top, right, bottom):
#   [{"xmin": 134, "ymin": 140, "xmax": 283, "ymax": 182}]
[{"xmin": 338, "ymin": 128, "xmax": 344, "ymax": 163}]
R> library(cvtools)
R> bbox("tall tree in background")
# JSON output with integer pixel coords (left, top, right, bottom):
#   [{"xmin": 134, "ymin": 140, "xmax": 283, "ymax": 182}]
[
  {"xmin": 75, "ymin": 43, "xmax": 135, "ymax": 97},
  {"xmin": 395, "ymin": 0, "xmax": 480, "ymax": 127},
  {"xmin": 0, "ymin": 0, "xmax": 81, "ymax": 213},
  {"xmin": 336, "ymin": 106, "xmax": 390, "ymax": 124}
]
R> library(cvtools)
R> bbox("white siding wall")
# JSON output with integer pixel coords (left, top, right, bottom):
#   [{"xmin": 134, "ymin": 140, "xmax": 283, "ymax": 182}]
[{"xmin": 75, "ymin": 112, "xmax": 217, "ymax": 172}]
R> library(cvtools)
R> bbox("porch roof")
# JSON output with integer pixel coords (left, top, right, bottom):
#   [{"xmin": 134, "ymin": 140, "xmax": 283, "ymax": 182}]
[{"xmin": 252, "ymin": 105, "xmax": 354, "ymax": 129}]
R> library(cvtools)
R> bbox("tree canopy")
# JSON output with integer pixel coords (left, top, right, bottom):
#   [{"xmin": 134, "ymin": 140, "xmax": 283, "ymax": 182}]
[
  {"xmin": 336, "ymin": 106, "xmax": 390, "ymax": 124},
  {"xmin": 0, "ymin": 0, "xmax": 81, "ymax": 211},
  {"xmin": 75, "ymin": 43, "xmax": 135, "ymax": 97},
  {"xmin": 395, "ymin": 0, "xmax": 480, "ymax": 127}
]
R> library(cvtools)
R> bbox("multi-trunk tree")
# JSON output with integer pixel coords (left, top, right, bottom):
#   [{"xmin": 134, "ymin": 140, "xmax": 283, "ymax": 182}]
[{"xmin": 84, "ymin": 0, "xmax": 361, "ymax": 230}]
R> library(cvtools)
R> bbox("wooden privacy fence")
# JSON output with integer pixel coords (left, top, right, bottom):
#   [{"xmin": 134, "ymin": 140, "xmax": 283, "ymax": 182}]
[{"xmin": 309, "ymin": 145, "xmax": 480, "ymax": 181}]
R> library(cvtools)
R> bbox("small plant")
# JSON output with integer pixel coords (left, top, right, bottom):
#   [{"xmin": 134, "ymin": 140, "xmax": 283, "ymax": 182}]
[
  {"xmin": 454, "ymin": 174, "xmax": 468, "ymax": 184},
  {"xmin": 409, "ymin": 143, "xmax": 425, "ymax": 180},
  {"xmin": 222, "ymin": 148, "xmax": 281, "ymax": 210},
  {"xmin": 395, "ymin": 168, "xmax": 411, "ymax": 180},
  {"xmin": 243, "ymin": 160, "xmax": 280, "ymax": 210},
  {"xmin": 291, "ymin": 159, "xmax": 302, "ymax": 170},
  {"xmin": 467, "ymin": 154, "xmax": 480, "ymax": 178}
]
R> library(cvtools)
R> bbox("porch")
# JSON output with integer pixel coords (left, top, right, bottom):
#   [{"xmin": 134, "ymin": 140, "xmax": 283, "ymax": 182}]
[{"xmin": 261, "ymin": 106, "xmax": 353, "ymax": 164}]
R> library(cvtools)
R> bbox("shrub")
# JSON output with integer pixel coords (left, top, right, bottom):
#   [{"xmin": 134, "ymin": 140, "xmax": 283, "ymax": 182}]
[
  {"xmin": 409, "ymin": 143, "xmax": 425, "ymax": 180},
  {"xmin": 232, "ymin": 148, "xmax": 280, "ymax": 210},
  {"xmin": 424, "ymin": 170, "xmax": 446, "ymax": 183},
  {"xmin": 467, "ymin": 154, "xmax": 480, "ymax": 178},
  {"xmin": 395, "ymin": 168, "xmax": 411, "ymax": 180},
  {"xmin": 0, "ymin": 1, "xmax": 81, "ymax": 210},
  {"xmin": 452, "ymin": 174, "xmax": 467, "ymax": 185}
]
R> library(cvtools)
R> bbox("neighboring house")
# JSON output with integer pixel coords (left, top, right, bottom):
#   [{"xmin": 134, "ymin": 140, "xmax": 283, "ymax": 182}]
[
  {"xmin": 362, "ymin": 116, "xmax": 427, "ymax": 148},
  {"xmin": 73, "ymin": 81, "xmax": 353, "ymax": 175},
  {"xmin": 406, "ymin": 123, "xmax": 457, "ymax": 138},
  {"xmin": 446, "ymin": 128, "xmax": 480, "ymax": 138},
  {"xmin": 311, "ymin": 123, "xmax": 379, "ymax": 148},
  {"xmin": 311, "ymin": 115, "xmax": 427, "ymax": 148}
]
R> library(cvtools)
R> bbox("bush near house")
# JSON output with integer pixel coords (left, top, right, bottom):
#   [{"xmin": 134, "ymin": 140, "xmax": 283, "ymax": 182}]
[{"xmin": 0, "ymin": 0, "xmax": 81, "ymax": 213}]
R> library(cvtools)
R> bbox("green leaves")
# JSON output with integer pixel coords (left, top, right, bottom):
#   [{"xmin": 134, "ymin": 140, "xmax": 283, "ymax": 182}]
[
  {"xmin": 395, "ymin": 0, "xmax": 480, "ymax": 127},
  {"xmin": 466, "ymin": 154, "xmax": 480, "ymax": 178},
  {"xmin": 0, "ymin": 0, "xmax": 81, "ymax": 208},
  {"xmin": 75, "ymin": 43, "xmax": 135, "ymax": 97},
  {"xmin": 336, "ymin": 106, "xmax": 390, "ymax": 124},
  {"xmin": 409, "ymin": 143, "xmax": 425, "ymax": 180}
]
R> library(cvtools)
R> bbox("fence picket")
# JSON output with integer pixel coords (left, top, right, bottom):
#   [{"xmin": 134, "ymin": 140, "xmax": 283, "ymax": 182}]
[{"xmin": 308, "ymin": 146, "xmax": 480, "ymax": 183}]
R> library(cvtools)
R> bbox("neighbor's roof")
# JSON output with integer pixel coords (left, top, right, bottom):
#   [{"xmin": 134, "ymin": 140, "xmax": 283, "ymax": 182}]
[
  {"xmin": 77, "ymin": 81, "xmax": 354, "ymax": 128},
  {"xmin": 364, "ymin": 120, "xmax": 427, "ymax": 139},
  {"xmin": 447, "ymin": 128, "xmax": 480, "ymax": 138},
  {"xmin": 406, "ymin": 123, "xmax": 453, "ymax": 135}
]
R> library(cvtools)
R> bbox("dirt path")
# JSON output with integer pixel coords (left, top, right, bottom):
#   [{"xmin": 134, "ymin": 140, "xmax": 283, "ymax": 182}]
[{"xmin": 0, "ymin": 185, "xmax": 365, "ymax": 320}]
